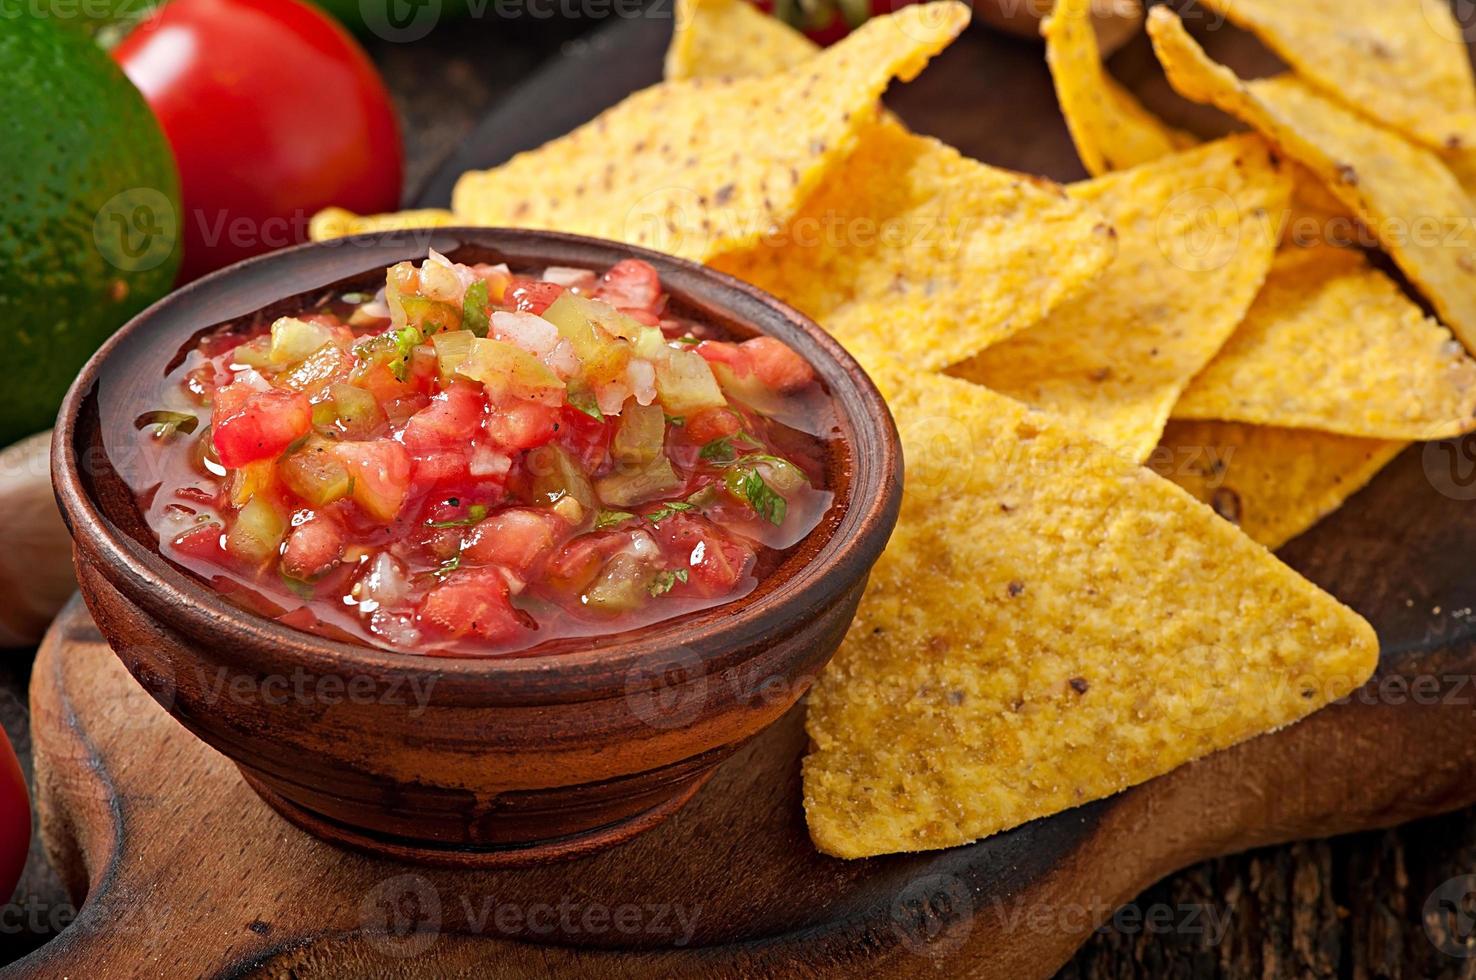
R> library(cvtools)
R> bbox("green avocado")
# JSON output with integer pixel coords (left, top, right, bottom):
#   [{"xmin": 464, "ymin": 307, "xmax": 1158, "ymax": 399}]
[{"xmin": 0, "ymin": 11, "xmax": 181, "ymax": 445}]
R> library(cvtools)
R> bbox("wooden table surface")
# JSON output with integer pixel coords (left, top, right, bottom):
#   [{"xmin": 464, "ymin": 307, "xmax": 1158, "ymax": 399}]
[{"xmin": 3, "ymin": 10, "xmax": 1476, "ymax": 977}]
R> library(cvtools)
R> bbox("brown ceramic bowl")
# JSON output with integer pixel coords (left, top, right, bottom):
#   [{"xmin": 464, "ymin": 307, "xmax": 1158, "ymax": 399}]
[{"xmin": 51, "ymin": 228, "xmax": 902, "ymax": 867}]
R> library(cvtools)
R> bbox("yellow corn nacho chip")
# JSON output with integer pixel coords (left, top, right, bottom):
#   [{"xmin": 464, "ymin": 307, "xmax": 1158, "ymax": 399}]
[
  {"xmin": 1194, "ymin": 0, "xmax": 1476, "ymax": 151},
  {"xmin": 802, "ymin": 365, "xmax": 1379, "ymax": 859},
  {"xmin": 1149, "ymin": 420, "xmax": 1406, "ymax": 550},
  {"xmin": 711, "ymin": 117, "xmax": 1118, "ymax": 371},
  {"xmin": 450, "ymin": 2, "xmax": 969, "ymax": 263},
  {"xmin": 668, "ymin": 0, "xmax": 1115, "ymax": 370},
  {"xmin": 665, "ymin": 0, "xmax": 817, "ymax": 79},
  {"xmin": 1174, "ymin": 244, "xmax": 1476, "ymax": 439},
  {"xmin": 308, "ymin": 206, "xmax": 457, "ymax": 242},
  {"xmin": 1044, "ymin": 0, "xmax": 1194, "ymax": 176},
  {"xmin": 1147, "ymin": 9, "xmax": 1476, "ymax": 354},
  {"xmin": 950, "ymin": 134, "xmax": 1290, "ymax": 461}
]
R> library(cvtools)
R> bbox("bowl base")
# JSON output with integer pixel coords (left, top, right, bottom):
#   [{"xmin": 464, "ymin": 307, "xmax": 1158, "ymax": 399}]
[{"xmin": 240, "ymin": 769, "xmax": 714, "ymax": 868}]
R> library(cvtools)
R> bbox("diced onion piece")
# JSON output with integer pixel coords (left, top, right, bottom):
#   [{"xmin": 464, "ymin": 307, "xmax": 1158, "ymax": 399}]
[
  {"xmin": 541, "ymin": 266, "xmax": 598, "ymax": 290},
  {"xmin": 355, "ymin": 552, "xmax": 410, "ymax": 606},
  {"xmin": 491, "ymin": 310, "xmax": 560, "ymax": 356},
  {"xmin": 385, "ymin": 262, "xmax": 418, "ymax": 330},
  {"xmin": 468, "ymin": 444, "xmax": 512, "ymax": 477},
  {"xmin": 268, "ymin": 317, "xmax": 335, "ymax": 366},
  {"xmin": 419, "ymin": 252, "xmax": 467, "ymax": 303},
  {"xmin": 627, "ymin": 358, "xmax": 656, "ymax": 406}
]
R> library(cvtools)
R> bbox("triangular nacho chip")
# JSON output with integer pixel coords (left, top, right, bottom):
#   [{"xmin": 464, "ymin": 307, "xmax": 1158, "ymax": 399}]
[
  {"xmin": 802, "ymin": 365, "xmax": 1379, "ymax": 859},
  {"xmin": 665, "ymin": 0, "xmax": 817, "ymax": 79},
  {"xmin": 711, "ymin": 117, "xmax": 1117, "ymax": 371},
  {"xmin": 308, "ymin": 207, "xmax": 456, "ymax": 242},
  {"xmin": 450, "ymin": 2, "xmax": 969, "ymax": 262},
  {"xmin": 1193, "ymin": 0, "xmax": 1476, "ymax": 151},
  {"xmin": 1149, "ymin": 420, "xmax": 1406, "ymax": 550},
  {"xmin": 667, "ymin": 0, "xmax": 1115, "ymax": 371},
  {"xmin": 1044, "ymin": 0, "xmax": 1194, "ymax": 176},
  {"xmin": 950, "ymin": 134, "xmax": 1290, "ymax": 461},
  {"xmin": 1174, "ymin": 244, "xmax": 1476, "ymax": 439},
  {"xmin": 1147, "ymin": 8, "xmax": 1476, "ymax": 354}
]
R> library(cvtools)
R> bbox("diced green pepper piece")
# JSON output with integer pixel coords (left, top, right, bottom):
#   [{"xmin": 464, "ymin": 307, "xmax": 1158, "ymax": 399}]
[
  {"xmin": 611, "ymin": 402, "xmax": 665, "ymax": 466},
  {"xmin": 596, "ymin": 455, "xmax": 680, "ymax": 507}
]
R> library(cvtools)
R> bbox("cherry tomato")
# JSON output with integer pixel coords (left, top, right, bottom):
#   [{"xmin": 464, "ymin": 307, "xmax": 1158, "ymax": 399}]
[
  {"xmin": 0, "ymin": 730, "xmax": 29, "ymax": 903},
  {"xmin": 114, "ymin": 0, "xmax": 403, "ymax": 282}
]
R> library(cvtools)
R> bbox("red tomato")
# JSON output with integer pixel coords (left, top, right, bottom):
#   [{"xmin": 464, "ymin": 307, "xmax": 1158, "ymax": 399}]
[
  {"xmin": 114, "ymin": 0, "xmax": 402, "ymax": 282},
  {"xmin": 695, "ymin": 337, "xmax": 815, "ymax": 392},
  {"xmin": 555, "ymin": 403, "xmax": 612, "ymax": 471},
  {"xmin": 462, "ymin": 508, "xmax": 566, "ymax": 576},
  {"xmin": 416, "ymin": 568, "xmax": 524, "ymax": 643},
  {"xmin": 212, "ymin": 385, "xmax": 312, "ymax": 468},
  {"xmin": 593, "ymin": 259, "xmax": 662, "ymax": 314},
  {"xmin": 0, "ymin": 730, "xmax": 28, "ymax": 904},
  {"xmin": 686, "ymin": 407, "xmax": 742, "ymax": 445},
  {"xmin": 650, "ymin": 514, "xmax": 755, "ymax": 597},
  {"xmin": 281, "ymin": 513, "xmax": 345, "ymax": 580},
  {"xmin": 485, "ymin": 399, "xmax": 560, "ymax": 453},
  {"xmin": 401, "ymin": 383, "xmax": 486, "ymax": 452},
  {"xmin": 508, "ymin": 279, "xmax": 566, "ymax": 315}
]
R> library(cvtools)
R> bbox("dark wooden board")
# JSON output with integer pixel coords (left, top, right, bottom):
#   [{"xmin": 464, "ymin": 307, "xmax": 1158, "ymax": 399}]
[{"xmin": 13, "ymin": 9, "xmax": 1476, "ymax": 979}]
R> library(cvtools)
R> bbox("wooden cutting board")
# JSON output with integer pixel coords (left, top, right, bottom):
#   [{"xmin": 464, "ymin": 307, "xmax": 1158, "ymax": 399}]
[{"xmin": 15, "ymin": 13, "xmax": 1476, "ymax": 979}]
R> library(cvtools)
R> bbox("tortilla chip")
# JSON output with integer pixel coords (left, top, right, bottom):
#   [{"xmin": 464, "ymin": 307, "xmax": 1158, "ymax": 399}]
[
  {"xmin": 802, "ymin": 365, "xmax": 1379, "ymax": 859},
  {"xmin": 1174, "ymin": 244, "xmax": 1476, "ymax": 439},
  {"xmin": 1147, "ymin": 9, "xmax": 1476, "ymax": 354},
  {"xmin": 307, "ymin": 207, "xmax": 457, "ymax": 242},
  {"xmin": 1149, "ymin": 420, "xmax": 1406, "ymax": 550},
  {"xmin": 1194, "ymin": 0, "xmax": 1476, "ymax": 152},
  {"xmin": 950, "ymin": 134, "xmax": 1290, "ymax": 461},
  {"xmin": 711, "ymin": 117, "xmax": 1118, "ymax": 371},
  {"xmin": 1044, "ymin": 0, "xmax": 1194, "ymax": 176},
  {"xmin": 665, "ymin": 0, "xmax": 818, "ymax": 79},
  {"xmin": 667, "ymin": 0, "xmax": 1115, "ymax": 370},
  {"xmin": 450, "ymin": 2, "xmax": 969, "ymax": 263}
]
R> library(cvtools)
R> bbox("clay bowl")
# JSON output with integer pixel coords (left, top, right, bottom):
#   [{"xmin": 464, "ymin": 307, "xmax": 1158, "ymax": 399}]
[{"xmin": 51, "ymin": 228, "xmax": 902, "ymax": 867}]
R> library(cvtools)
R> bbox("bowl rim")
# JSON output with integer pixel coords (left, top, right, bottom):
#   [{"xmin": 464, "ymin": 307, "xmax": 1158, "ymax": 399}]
[{"xmin": 52, "ymin": 227, "xmax": 902, "ymax": 701}]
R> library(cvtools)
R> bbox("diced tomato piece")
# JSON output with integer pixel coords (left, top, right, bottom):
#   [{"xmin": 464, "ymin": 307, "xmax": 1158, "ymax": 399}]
[
  {"xmin": 542, "ymin": 532, "xmax": 627, "ymax": 595},
  {"xmin": 685, "ymin": 407, "xmax": 742, "ymax": 444},
  {"xmin": 618, "ymin": 307, "xmax": 661, "ymax": 327},
  {"xmin": 485, "ymin": 398, "xmax": 559, "ymax": 452},
  {"xmin": 401, "ymin": 382, "xmax": 486, "ymax": 452},
  {"xmin": 507, "ymin": 279, "xmax": 565, "ymax": 315},
  {"xmin": 461, "ymin": 508, "xmax": 566, "ymax": 576},
  {"xmin": 170, "ymin": 522, "xmax": 227, "ymax": 563},
  {"xmin": 593, "ymin": 259, "xmax": 661, "ymax": 313},
  {"xmin": 555, "ymin": 403, "xmax": 611, "ymax": 471},
  {"xmin": 281, "ymin": 513, "xmax": 345, "ymax": 580},
  {"xmin": 649, "ymin": 514, "xmax": 754, "ymax": 597},
  {"xmin": 411, "ymin": 451, "xmax": 472, "ymax": 491},
  {"xmin": 740, "ymin": 336, "xmax": 815, "ymax": 392},
  {"xmin": 212, "ymin": 384, "xmax": 313, "ymax": 468},
  {"xmin": 328, "ymin": 440, "xmax": 412, "ymax": 523},
  {"xmin": 415, "ymin": 568, "xmax": 524, "ymax": 643}
]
